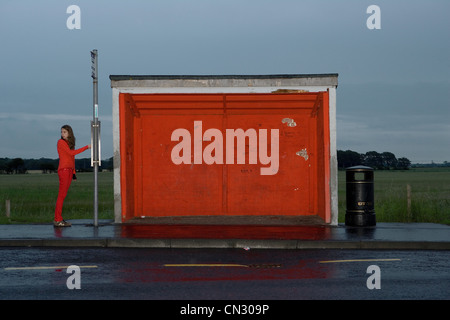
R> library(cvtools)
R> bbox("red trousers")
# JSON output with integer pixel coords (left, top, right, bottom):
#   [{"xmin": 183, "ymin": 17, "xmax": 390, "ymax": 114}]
[{"xmin": 54, "ymin": 168, "xmax": 73, "ymax": 222}]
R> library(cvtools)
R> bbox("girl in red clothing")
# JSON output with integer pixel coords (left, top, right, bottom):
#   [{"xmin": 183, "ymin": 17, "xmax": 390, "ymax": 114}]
[{"xmin": 54, "ymin": 125, "xmax": 90, "ymax": 227}]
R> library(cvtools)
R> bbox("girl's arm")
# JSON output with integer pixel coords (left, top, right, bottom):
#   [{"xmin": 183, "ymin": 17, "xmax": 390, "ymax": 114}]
[{"xmin": 58, "ymin": 140, "xmax": 89, "ymax": 156}]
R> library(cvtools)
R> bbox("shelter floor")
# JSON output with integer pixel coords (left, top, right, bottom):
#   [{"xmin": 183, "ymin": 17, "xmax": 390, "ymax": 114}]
[{"xmin": 122, "ymin": 215, "xmax": 327, "ymax": 226}]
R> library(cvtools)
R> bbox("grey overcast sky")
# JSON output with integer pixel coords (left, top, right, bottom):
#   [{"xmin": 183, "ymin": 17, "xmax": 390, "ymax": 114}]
[{"xmin": 1, "ymin": 0, "xmax": 449, "ymax": 163}]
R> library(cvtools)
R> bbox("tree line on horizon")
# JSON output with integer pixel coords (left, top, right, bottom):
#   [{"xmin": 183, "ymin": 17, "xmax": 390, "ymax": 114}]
[
  {"xmin": 0, "ymin": 157, "xmax": 113, "ymax": 174},
  {"xmin": 338, "ymin": 150, "xmax": 412, "ymax": 170},
  {"xmin": 0, "ymin": 151, "xmax": 448, "ymax": 174}
]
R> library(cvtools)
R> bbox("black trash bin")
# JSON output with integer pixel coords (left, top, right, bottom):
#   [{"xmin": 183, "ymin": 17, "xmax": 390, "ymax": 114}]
[{"xmin": 345, "ymin": 165, "xmax": 376, "ymax": 227}]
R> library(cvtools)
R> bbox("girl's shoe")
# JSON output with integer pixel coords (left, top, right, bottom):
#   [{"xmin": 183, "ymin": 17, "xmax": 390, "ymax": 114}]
[{"xmin": 53, "ymin": 220, "xmax": 72, "ymax": 227}]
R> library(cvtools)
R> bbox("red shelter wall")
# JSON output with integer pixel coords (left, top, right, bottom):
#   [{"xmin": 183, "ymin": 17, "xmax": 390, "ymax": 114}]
[{"xmin": 119, "ymin": 92, "xmax": 331, "ymax": 223}]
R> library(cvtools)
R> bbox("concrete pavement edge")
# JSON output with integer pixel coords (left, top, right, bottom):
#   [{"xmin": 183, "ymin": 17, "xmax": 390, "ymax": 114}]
[{"xmin": 0, "ymin": 238, "xmax": 449, "ymax": 250}]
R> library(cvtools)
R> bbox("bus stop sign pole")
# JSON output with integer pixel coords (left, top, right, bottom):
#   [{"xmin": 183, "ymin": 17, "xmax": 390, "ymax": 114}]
[{"xmin": 90, "ymin": 49, "xmax": 101, "ymax": 227}]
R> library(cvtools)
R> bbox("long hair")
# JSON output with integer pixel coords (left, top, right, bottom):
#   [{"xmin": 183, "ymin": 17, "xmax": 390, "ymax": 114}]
[{"xmin": 61, "ymin": 124, "xmax": 76, "ymax": 150}]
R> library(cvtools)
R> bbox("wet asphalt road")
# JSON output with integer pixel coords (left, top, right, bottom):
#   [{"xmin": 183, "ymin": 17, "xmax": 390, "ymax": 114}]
[{"xmin": 0, "ymin": 247, "xmax": 449, "ymax": 300}]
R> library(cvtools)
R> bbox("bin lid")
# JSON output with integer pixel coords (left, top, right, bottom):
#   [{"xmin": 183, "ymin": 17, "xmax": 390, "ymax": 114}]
[{"xmin": 346, "ymin": 165, "xmax": 374, "ymax": 171}]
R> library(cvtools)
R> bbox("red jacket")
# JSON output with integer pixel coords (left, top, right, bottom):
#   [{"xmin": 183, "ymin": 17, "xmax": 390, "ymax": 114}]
[{"xmin": 57, "ymin": 139, "xmax": 89, "ymax": 170}]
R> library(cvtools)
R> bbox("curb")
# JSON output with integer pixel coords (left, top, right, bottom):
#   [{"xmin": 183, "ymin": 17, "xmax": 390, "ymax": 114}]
[{"xmin": 1, "ymin": 238, "xmax": 449, "ymax": 250}]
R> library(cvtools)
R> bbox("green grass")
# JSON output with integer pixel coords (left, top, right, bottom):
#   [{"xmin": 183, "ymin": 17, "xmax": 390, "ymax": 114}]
[
  {"xmin": 0, "ymin": 172, "xmax": 114, "ymax": 224},
  {"xmin": 1, "ymin": 168, "xmax": 449, "ymax": 224}
]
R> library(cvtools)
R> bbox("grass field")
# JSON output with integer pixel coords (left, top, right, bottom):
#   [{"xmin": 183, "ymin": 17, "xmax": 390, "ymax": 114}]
[
  {"xmin": 0, "ymin": 168, "xmax": 449, "ymax": 224},
  {"xmin": 0, "ymin": 172, "xmax": 114, "ymax": 224}
]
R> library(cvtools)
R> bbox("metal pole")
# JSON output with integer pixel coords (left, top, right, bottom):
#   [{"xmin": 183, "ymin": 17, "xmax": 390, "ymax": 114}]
[{"xmin": 91, "ymin": 49, "xmax": 99, "ymax": 227}]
